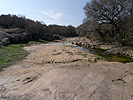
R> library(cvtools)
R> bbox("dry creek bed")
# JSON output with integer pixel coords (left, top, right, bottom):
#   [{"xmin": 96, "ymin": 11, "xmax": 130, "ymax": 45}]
[{"xmin": 0, "ymin": 41, "xmax": 133, "ymax": 100}]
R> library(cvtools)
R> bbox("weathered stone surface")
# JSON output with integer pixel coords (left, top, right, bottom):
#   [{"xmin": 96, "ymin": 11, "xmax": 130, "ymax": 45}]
[
  {"xmin": 0, "ymin": 41, "xmax": 133, "ymax": 100},
  {"xmin": 1, "ymin": 38, "xmax": 10, "ymax": 45},
  {"xmin": 103, "ymin": 48, "xmax": 122, "ymax": 55},
  {"xmin": 67, "ymin": 37, "xmax": 133, "ymax": 58},
  {"xmin": 0, "ymin": 28, "xmax": 30, "ymax": 45},
  {"xmin": 99, "ymin": 45, "xmax": 112, "ymax": 50}
]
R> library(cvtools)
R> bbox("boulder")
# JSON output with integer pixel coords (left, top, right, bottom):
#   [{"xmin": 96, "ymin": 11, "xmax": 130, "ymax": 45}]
[
  {"xmin": 103, "ymin": 48, "xmax": 123, "ymax": 55},
  {"xmin": 54, "ymin": 35, "xmax": 60, "ymax": 40},
  {"xmin": 0, "ymin": 28, "xmax": 30, "ymax": 45},
  {"xmin": 0, "ymin": 31, "xmax": 12, "ymax": 40},
  {"xmin": 1, "ymin": 38, "xmax": 10, "ymax": 45},
  {"xmin": 99, "ymin": 45, "xmax": 111, "ymax": 50}
]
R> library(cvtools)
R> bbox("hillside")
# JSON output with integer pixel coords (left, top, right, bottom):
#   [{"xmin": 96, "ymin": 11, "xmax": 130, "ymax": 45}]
[{"xmin": 0, "ymin": 14, "xmax": 77, "ymax": 46}]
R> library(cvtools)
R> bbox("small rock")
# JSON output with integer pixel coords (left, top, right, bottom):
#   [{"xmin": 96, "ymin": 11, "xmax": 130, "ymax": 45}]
[
  {"xmin": 22, "ymin": 76, "xmax": 37, "ymax": 84},
  {"xmin": 76, "ymin": 42, "xmax": 78, "ymax": 45},
  {"xmin": 99, "ymin": 45, "xmax": 110, "ymax": 50},
  {"xmin": 86, "ymin": 44, "xmax": 90, "ymax": 48},
  {"xmin": 2, "ymin": 38, "xmax": 10, "ymax": 45},
  {"xmin": 17, "ymin": 79, "xmax": 21, "ymax": 81},
  {"xmin": 79, "ymin": 42, "xmax": 82, "ymax": 45},
  {"xmin": 0, "ymin": 86, "xmax": 6, "ymax": 93},
  {"xmin": 122, "ymin": 75, "xmax": 133, "ymax": 83}
]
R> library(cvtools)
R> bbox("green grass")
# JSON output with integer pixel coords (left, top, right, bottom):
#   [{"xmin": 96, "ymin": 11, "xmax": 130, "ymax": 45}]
[
  {"xmin": 0, "ymin": 39, "xmax": 50, "ymax": 70},
  {"xmin": 121, "ymin": 58, "xmax": 133, "ymax": 63},
  {"xmin": 0, "ymin": 27, "xmax": 3, "ymax": 29},
  {"xmin": 75, "ymin": 45, "xmax": 133, "ymax": 63},
  {"xmin": 36, "ymin": 39, "xmax": 49, "ymax": 43},
  {"xmin": 102, "ymin": 54, "xmax": 133, "ymax": 63},
  {"xmin": 0, "ymin": 44, "xmax": 27, "ymax": 70},
  {"xmin": 88, "ymin": 47, "xmax": 133, "ymax": 63}
]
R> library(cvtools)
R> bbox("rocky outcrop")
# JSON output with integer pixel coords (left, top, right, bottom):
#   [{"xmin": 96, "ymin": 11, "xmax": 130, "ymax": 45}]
[
  {"xmin": 67, "ymin": 37, "xmax": 133, "ymax": 59},
  {"xmin": 0, "ymin": 28, "xmax": 30, "ymax": 45},
  {"xmin": 0, "ymin": 28, "xmax": 61, "ymax": 46},
  {"xmin": 1, "ymin": 38, "xmax": 10, "ymax": 45},
  {"xmin": 104, "ymin": 47, "xmax": 133, "ymax": 59},
  {"xmin": 0, "ymin": 42, "xmax": 133, "ymax": 100}
]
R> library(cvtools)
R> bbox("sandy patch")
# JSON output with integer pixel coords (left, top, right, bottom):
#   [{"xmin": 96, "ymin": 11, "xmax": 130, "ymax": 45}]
[{"xmin": 24, "ymin": 45, "xmax": 97, "ymax": 64}]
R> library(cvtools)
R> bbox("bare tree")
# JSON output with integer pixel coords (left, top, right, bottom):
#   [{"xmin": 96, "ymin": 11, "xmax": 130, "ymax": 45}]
[{"xmin": 84, "ymin": 0, "xmax": 132, "ymax": 35}]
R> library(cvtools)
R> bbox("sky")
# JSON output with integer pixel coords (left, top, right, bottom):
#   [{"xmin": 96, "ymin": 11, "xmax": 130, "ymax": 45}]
[{"xmin": 0, "ymin": 0, "xmax": 90, "ymax": 27}]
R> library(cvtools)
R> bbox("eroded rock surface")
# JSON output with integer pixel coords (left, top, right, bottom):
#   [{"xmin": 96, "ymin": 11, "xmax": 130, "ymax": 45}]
[
  {"xmin": 0, "ymin": 42, "xmax": 133, "ymax": 100},
  {"xmin": 0, "ymin": 28, "xmax": 29, "ymax": 45},
  {"xmin": 68, "ymin": 37, "xmax": 133, "ymax": 59}
]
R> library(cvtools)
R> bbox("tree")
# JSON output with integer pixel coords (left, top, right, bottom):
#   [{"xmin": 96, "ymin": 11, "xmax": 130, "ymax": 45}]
[
  {"xmin": 84, "ymin": 0, "xmax": 132, "ymax": 35},
  {"xmin": 67, "ymin": 25, "xmax": 77, "ymax": 37}
]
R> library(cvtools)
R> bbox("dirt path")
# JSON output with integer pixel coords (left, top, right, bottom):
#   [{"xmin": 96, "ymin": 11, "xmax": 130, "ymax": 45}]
[{"xmin": 0, "ymin": 41, "xmax": 133, "ymax": 100}]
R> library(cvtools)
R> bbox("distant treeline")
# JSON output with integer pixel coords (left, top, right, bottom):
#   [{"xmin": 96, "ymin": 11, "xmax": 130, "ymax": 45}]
[{"xmin": 0, "ymin": 14, "xmax": 77, "ymax": 41}]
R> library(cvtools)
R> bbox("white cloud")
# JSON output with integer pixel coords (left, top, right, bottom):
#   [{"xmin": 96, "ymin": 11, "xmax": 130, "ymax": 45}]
[
  {"xmin": 44, "ymin": 19, "xmax": 63, "ymax": 25},
  {"xmin": 37, "ymin": 15, "xmax": 42, "ymax": 18},
  {"xmin": 42, "ymin": 9, "xmax": 62, "ymax": 20},
  {"xmin": 0, "ymin": 13, "xmax": 9, "ymax": 15}
]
